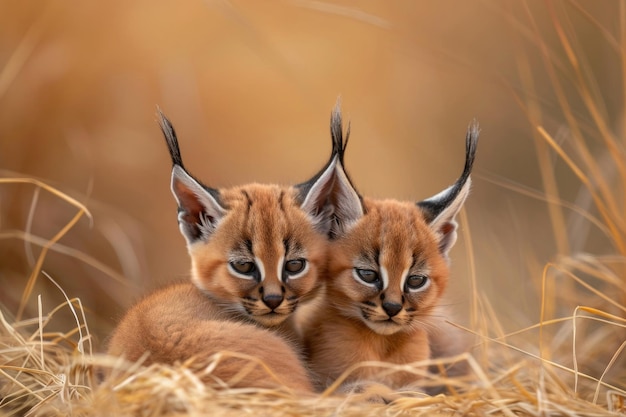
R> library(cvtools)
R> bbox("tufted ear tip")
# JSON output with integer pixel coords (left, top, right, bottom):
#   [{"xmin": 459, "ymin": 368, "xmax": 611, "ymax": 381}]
[
  {"xmin": 417, "ymin": 122, "xmax": 478, "ymax": 257},
  {"xmin": 296, "ymin": 100, "xmax": 364, "ymax": 237},
  {"xmin": 157, "ymin": 107, "xmax": 184, "ymax": 168},
  {"xmin": 157, "ymin": 111, "xmax": 226, "ymax": 246}
]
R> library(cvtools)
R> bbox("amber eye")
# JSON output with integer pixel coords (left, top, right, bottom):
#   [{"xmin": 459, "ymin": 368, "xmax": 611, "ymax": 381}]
[
  {"xmin": 405, "ymin": 274, "xmax": 428, "ymax": 291},
  {"xmin": 356, "ymin": 269, "xmax": 379, "ymax": 284},
  {"xmin": 230, "ymin": 261, "xmax": 256, "ymax": 275},
  {"xmin": 284, "ymin": 259, "xmax": 306, "ymax": 275}
]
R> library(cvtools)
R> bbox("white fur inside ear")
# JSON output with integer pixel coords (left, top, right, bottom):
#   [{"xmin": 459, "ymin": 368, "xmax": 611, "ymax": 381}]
[
  {"xmin": 171, "ymin": 165, "xmax": 226, "ymax": 243},
  {"xmin": 426, "ymin": 177, "xmax": 471, "ymax": 259},
  {"xmin": 333, "ymin": 164, "xmax": 363, "ymax": 233},
  {"xmin": 300, "ymin": 155, "xmax": 338, "ymax": 234}
]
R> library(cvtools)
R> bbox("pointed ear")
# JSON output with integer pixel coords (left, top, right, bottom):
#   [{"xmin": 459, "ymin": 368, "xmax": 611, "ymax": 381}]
[
  {"xmin": 158, "ymin": 108, "xmax": 227, "ymax": 245},
  {"xmin": 328, "ymin": 102, "xmax": 363, "ymax": 238},
  {"xmin": 417, "ymin": 120, "xmax": 479, "ymax": 259},
  {"xmin": 170, "ymin": 166, "xmax": 227, "ymax": 244},
  {"xmin": 296, "ymin": 155, "xmax": 337, "ymax": 235},
  {"xmin": 295, "ymin": 101, "xmax": 364, "ymax": 236}
]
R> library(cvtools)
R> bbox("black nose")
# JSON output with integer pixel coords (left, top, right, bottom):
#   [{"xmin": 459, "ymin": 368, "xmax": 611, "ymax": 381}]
[
  {"xmin": 382, "ymin": 302, "xmax": 402, "ymax": 317},
  {"xmin": 262, "ymin": 294, "xmax": 283, "ymax": 310}
]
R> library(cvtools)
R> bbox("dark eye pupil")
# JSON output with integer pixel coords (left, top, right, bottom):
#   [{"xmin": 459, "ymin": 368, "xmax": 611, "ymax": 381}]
[
  {"xmin": 285, "ymin": 259, "xmax": 305, "ymax": 274},
  {"xmin": 406, "ymin": 275, "xmax": 427, "ymax": 289},
  {"xmin": 232, "ymin": 261, "xmax": 255, "ymax": 274},
  {"xmin": 356, "ymin": 269, "xmax": 379, "ymax": 284}
]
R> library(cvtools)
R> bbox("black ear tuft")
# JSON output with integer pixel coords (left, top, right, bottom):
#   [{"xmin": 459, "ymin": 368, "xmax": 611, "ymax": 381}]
[
  {"xmin": 328, "ymin": 101, "xmax": 364, "ymax": 238},
  {"xmin": 296, "ymin": 100, "xmax": 364, "ymax": 236},
  {"xmin": 157, "ymin": 107, "xmax": 184, "ymax": 168},
  {"xmin": 157, "ymin": 108, "xmax": 227, "ymax": 246},
  {"xmin": 295, "ymin": 117, "xmax": 339, "ymax": 235},
  {"xmin": 295, "ymin": 107, "xmax": 341, "ymax": 208},
  {"xmin": 330, "ymin": 102, "xmax": 350, "ymax": 167},
  {"xmin": 417, "ymin": 120, "xmax": 479, "ymax": 258}
]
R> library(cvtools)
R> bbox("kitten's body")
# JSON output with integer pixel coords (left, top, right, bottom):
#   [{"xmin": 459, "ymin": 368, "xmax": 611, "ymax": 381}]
[
  {"xmin": 303, "ymin": 199, "xmax": 447, "ymax": 389},
  {"xmin": 302, "ymin": 110, "xmax": 478, "ymax": 391},
  {"xmin": 108, "ymin": 282, "xmax": 313, "ymax": 390},
  {"xmin": 108, "ymin": 113, "xmax": 339, "ymax": 392}
]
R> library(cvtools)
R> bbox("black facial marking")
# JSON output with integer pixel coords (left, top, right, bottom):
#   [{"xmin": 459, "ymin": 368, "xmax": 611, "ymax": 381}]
[
  {"xmin": 242, "ymin": 190, "xmax": 252, "ymax": 213},
  {"xmin": 278, "ymin": 190, "xmax": 285, "ymax": 212},
  {"xmin": 361, "ymin": 248, "xmax": 379, "ymax": 267}
]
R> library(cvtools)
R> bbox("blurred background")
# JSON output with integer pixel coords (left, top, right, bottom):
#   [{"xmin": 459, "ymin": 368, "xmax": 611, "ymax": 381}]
[{"xmin": 0, "ymin": 0, "xmax": 624, "ymax": 380}]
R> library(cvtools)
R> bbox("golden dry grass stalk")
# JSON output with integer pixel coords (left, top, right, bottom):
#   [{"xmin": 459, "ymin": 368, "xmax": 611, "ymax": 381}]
[{"xmin": 0, "ymin": 177, "xmax": 625, "ymax": 416}]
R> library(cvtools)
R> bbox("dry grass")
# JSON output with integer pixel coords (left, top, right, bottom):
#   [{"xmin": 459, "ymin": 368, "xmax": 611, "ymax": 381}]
[
  {"xmin": 1, "ymin": 3, "xmax": 626, "ymax": 416},
  {"xmin": 0, "ymin": 286, "xmax": 622, "ymax": 417},
  {"xmin": 1, "ymin": 151, "xmax": 625, "ymax": 416}
]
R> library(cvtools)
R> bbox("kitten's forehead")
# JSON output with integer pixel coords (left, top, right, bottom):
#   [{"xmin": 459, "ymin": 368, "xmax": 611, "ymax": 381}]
[
  {"xmin": 361, "ymin": 198, "xmax": 435, "ymax": 254},
  {"xmin": 348, "ymin": 199, "xmax": 440, "ymax": 286},
  {"xmin": 226, "ymin": 183, "xmax": 288, "ymax": 208},
  {"xmin": 221, "ymin": 184, "xmax": 313, "ymax": 249}
]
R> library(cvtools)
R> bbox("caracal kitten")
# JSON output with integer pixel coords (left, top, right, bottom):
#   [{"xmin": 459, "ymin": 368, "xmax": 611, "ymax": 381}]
[
  {"xmin": 108, "ymin": 110, "xmax": 340, "ymax": 392},
  {"xmin": 302, "ymin": 109, "xmax": 478, "ymax": 392}
]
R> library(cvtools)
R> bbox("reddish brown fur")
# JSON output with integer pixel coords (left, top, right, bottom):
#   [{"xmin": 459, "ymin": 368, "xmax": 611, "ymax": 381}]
[
  {"xmin": 302, "ymin": 198, "xmax": 449, "ymax": 390},
  {"xmin": 108, "ymin": 184, "xmax": 328, "ymax": 392},
  {"xmin": 187, "ymin": 184, "xmax": 326, "ymax": 328},
  {"xmin": 108, "ymin": 283, "xmax": 314, "ymax": 391}
]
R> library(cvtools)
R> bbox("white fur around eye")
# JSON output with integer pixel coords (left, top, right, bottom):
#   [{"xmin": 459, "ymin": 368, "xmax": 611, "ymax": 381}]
[
  {"xmin": 284, "ymin": 261, "xmax": 309, "ymax": 280},
  {"xmin": 227, "ymin": 257, "xmax": 266, "ymax": 281},
  {"xmin": 227, "ymin": 262, "xmax": 256, "ymax": 280},
  {"xmin": 276, "ymin": 255, "xmax": 284, "ymax": 282},
  {"xmin": 255, "ymin": 257, "xmax": 266, "ymax": 281},
  {"xmin": 351, "ymin": 269, "xmax": 378, "ymax": 289},
  {"xmin": 404, "ymin": 275, "xmax": 431, "ymax": 293},
  {"xmin": 401, "ymin": 265, "xmax": 431, "ymax": 293},
  {"xmin": 379, "ymin": 266, "xmax": 390, "ymax": 290}
]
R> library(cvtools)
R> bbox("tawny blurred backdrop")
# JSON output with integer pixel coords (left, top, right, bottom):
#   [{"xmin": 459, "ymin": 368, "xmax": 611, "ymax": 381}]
[{"xmin": 0, "ymin": 2, "xmax": 621, "ymax": 347}]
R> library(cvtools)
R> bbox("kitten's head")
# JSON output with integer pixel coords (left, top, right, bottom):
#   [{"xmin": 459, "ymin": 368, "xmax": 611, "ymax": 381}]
[
  {"xmin": 327, "ymin": 110, "xmax": 479, "ymax": 336},
  {"xmin": 157, "ymin": 110, "xmax": 338, "ymax": 327}
]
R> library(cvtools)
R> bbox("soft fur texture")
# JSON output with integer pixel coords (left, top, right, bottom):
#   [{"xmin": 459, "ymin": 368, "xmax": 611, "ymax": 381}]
[
  {"xmin": 108, "ymin": 282, "xmax": 315, "ymax": 391},
  {"xmin": 301, "ymin": 111, "xmax": 479, "ymax": 392},
  {"xmin": 301, "ymin": 198, "xmax": 449, "ymax": 390},
  {"xmin": 108, "ymin": 111, "xmax": 339, "ymax": 392}
]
